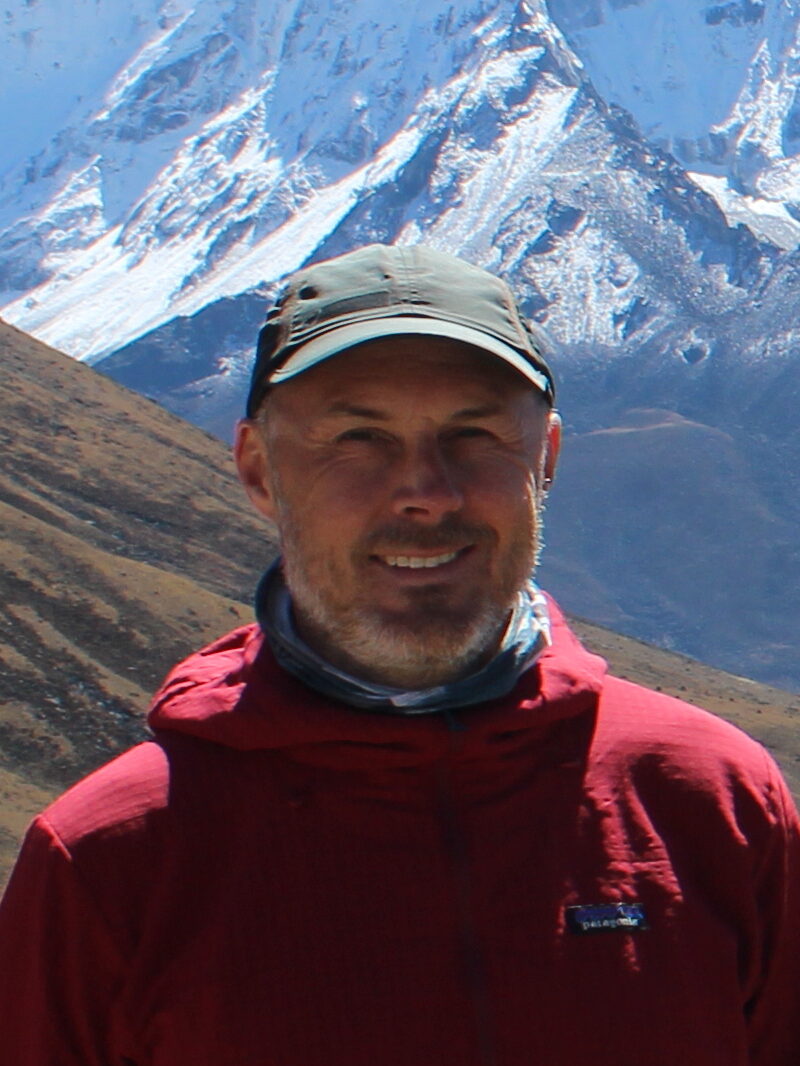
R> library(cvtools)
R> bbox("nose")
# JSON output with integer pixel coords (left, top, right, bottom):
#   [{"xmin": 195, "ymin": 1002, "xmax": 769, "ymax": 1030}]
[{"xmin": 390, "ymin": 438, "xmax": 464, "ymax": 521}]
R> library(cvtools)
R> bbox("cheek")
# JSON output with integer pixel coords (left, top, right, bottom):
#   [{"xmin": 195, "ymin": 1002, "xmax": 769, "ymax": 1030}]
[
  {"xmin": 304, "ymin": 458, "xmax": 393, "ymax": 517},
  {"xmin": 276, "ymin": 470, "xmax": 383, "ymax": 555},
  {"xmin": 484, "ymin": 479, "xmax": 541, "ymax": 556},
  {"xmin": 464, "ymin": 457, "xmax": 538, "ymax": 510}
]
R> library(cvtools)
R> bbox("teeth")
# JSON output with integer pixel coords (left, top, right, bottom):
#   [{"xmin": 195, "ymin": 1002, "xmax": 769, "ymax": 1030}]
[{"xmin": 383, "ymin": 551, "xmax": 459, "ymax": 569}]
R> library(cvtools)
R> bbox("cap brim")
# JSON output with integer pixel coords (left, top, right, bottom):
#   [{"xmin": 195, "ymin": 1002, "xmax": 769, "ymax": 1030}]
[{"xmin": 269, "ymin": 317, "xmax": 552, "ymax": 397}]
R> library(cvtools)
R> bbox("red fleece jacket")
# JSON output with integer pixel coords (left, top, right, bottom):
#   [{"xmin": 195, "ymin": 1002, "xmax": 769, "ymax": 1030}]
[{"xmin": 1, "ymin": 602, "xmax": 799, "ymax": 1065}]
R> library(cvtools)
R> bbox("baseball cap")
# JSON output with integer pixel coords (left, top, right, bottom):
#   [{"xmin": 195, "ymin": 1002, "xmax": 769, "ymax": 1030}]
[{"xmin": 246, "ymin": 243, "xmax": 556, "ymax": 417}]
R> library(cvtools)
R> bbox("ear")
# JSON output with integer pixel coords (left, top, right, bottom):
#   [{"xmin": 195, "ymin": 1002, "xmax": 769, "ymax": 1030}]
[
  {"xmin": 234, "ymin": 419, "xmax": 279, "ymax": 522},
  {"xmin": 542, "ymin": 410, "xmax": 562, "ymax": 489}
]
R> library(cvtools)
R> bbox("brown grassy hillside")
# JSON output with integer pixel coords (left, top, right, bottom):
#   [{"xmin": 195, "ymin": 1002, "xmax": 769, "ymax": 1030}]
[
  {"xmin": 0, "ymin": 320, "xmax": 277, "ymax": 882},
  {"xmin": 1, "ymin": 321, "xmax": 798, "ymax": 889}
]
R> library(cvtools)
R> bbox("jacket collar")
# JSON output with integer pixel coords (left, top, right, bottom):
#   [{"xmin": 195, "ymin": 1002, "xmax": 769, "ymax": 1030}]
[{"xmin": 148, "ymin": 595, "xmax": 606, "ymax": 766}]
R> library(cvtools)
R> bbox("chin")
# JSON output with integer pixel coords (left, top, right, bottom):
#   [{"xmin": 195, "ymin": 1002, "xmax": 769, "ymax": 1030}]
[{"xmin": 316, "ymin": 606, "xmax": 509, "ymax": 689}]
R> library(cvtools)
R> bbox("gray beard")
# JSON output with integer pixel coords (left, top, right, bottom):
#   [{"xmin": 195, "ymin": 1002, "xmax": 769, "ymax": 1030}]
[
  {"xmin": 254, "ymin": 560, "xmax": 552, "ymax": 713},
  {"xmin": 287, "ymin": 562, "xmax": 513, "ymax": 688}
]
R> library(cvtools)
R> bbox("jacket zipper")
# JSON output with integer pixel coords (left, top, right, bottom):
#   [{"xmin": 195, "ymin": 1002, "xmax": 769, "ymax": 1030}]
[{"xmin": 435, "ymin": 759, "xmax": 498, "ymax": 1066}]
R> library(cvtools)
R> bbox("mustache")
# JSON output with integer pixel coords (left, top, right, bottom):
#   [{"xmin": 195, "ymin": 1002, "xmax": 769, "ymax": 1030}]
[{"xmin": 361, "ymin": 516, "xmax": 495, "ymax": 555}]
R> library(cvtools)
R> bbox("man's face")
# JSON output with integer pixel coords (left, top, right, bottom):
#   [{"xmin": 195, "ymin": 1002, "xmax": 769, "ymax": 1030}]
[{"xmin": 236, "ymin": 336, "xmax": 560, "ymax": 688}]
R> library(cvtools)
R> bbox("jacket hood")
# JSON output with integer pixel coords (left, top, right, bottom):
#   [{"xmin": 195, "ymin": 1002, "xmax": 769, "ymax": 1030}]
[{"xmin": 147, "ymin": 596, "xmax": 606, "ymax": 764}]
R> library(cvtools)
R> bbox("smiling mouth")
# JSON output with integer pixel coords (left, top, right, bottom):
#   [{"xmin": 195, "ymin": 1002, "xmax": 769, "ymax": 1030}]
[{"xmin": 376, "ymin": 549, "xmax": 463, "ymax": 570}]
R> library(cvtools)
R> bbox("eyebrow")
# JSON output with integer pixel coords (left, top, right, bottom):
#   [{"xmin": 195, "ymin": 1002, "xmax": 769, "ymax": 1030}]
[
  {"xmin": 324, "ymin": 403, "xmax": 391, "ymax": 420},
  {"xmin": 449, "ymin": 404, "xmax": 505, "ymax": 420},
  {"xmin": 323, "ymin": 402, "xmax": 506, "ymax": 421}
]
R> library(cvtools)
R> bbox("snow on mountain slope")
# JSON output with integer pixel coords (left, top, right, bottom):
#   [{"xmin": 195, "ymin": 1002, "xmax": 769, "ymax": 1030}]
[
  {"xmin": 546, "ymin": 1, "xmax": 800, "ymax": 236},
  {"xmin": 688, "ymin": 170, "xmax": 800, "ymax": 247},
  {"xmin": 3, "ymin": 0, "xmax": 798, "ymax": 357},
  {"xmin": 0, "ymin": 0, "xmax": 772, "ymax": 363},
  {"xmin": 2, "ymin": 0, "xmax": 565, "ymax": 353},
  {"xmin": 546, "ymin": 0, "xmax": 775, "ymax": 160},
  {"xmin": 0, "ymin": 0, "xmax": 175, "ymax": 177},
  {"xmin": 0, "ymin": 0, "xmax": 249, "ymax": 293}
]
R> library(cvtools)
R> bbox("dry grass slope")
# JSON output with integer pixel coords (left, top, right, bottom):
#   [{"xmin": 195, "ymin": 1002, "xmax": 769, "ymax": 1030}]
[
  {"xmin": 1, "ymin": 321, "xmax": 798, "ymax": 890},
  {"xmin": 1, "ymin": 320, "xmax": 277, "ymax": 882}
]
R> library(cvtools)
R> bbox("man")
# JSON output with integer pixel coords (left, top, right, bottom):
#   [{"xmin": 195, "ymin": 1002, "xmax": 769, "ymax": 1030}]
[{"xmin": 0, "ymin": 244, "xmax": 798, "ymax": 1065}]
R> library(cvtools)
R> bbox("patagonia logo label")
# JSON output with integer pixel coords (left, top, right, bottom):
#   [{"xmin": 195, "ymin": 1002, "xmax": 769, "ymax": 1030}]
[{"xmin": 566, "ymin": 902, "xmax": 649, "ymax": 934}]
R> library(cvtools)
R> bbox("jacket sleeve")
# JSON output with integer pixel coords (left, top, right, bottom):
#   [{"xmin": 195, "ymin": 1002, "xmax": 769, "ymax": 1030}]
[
  {"xmin": 0, "ymin": 815, "xmax": 129, "ymax": 1066},
  {"xmin": 747, "ymin": 754, "xmax": 800, "ymax": 1065}
]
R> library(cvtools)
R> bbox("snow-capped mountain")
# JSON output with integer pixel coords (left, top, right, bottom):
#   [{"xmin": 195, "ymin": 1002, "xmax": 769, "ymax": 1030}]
[
  {"xmin": 2, "ymin": 0, "xmax": 576, "ymax": 355},
  {"xmin": 548, "ymin": 0, "xmax": 800, "ymax": 246},
  {"xmin": 1, "ymin": 0, "xmax": 789, "ymax": 357},
  {"xmin": 2, "ymin": 0, "xmax": 800, "ymax": 690}
]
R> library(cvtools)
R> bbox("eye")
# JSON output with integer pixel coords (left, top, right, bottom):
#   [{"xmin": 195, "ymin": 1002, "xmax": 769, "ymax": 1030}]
[
  {"xmin": 449, "ymin": 426, "xmax": 494, "ymax": 440},
  {"xmin": 335, "ymin": 427, "xmax": 386, "ymax": 443}
]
